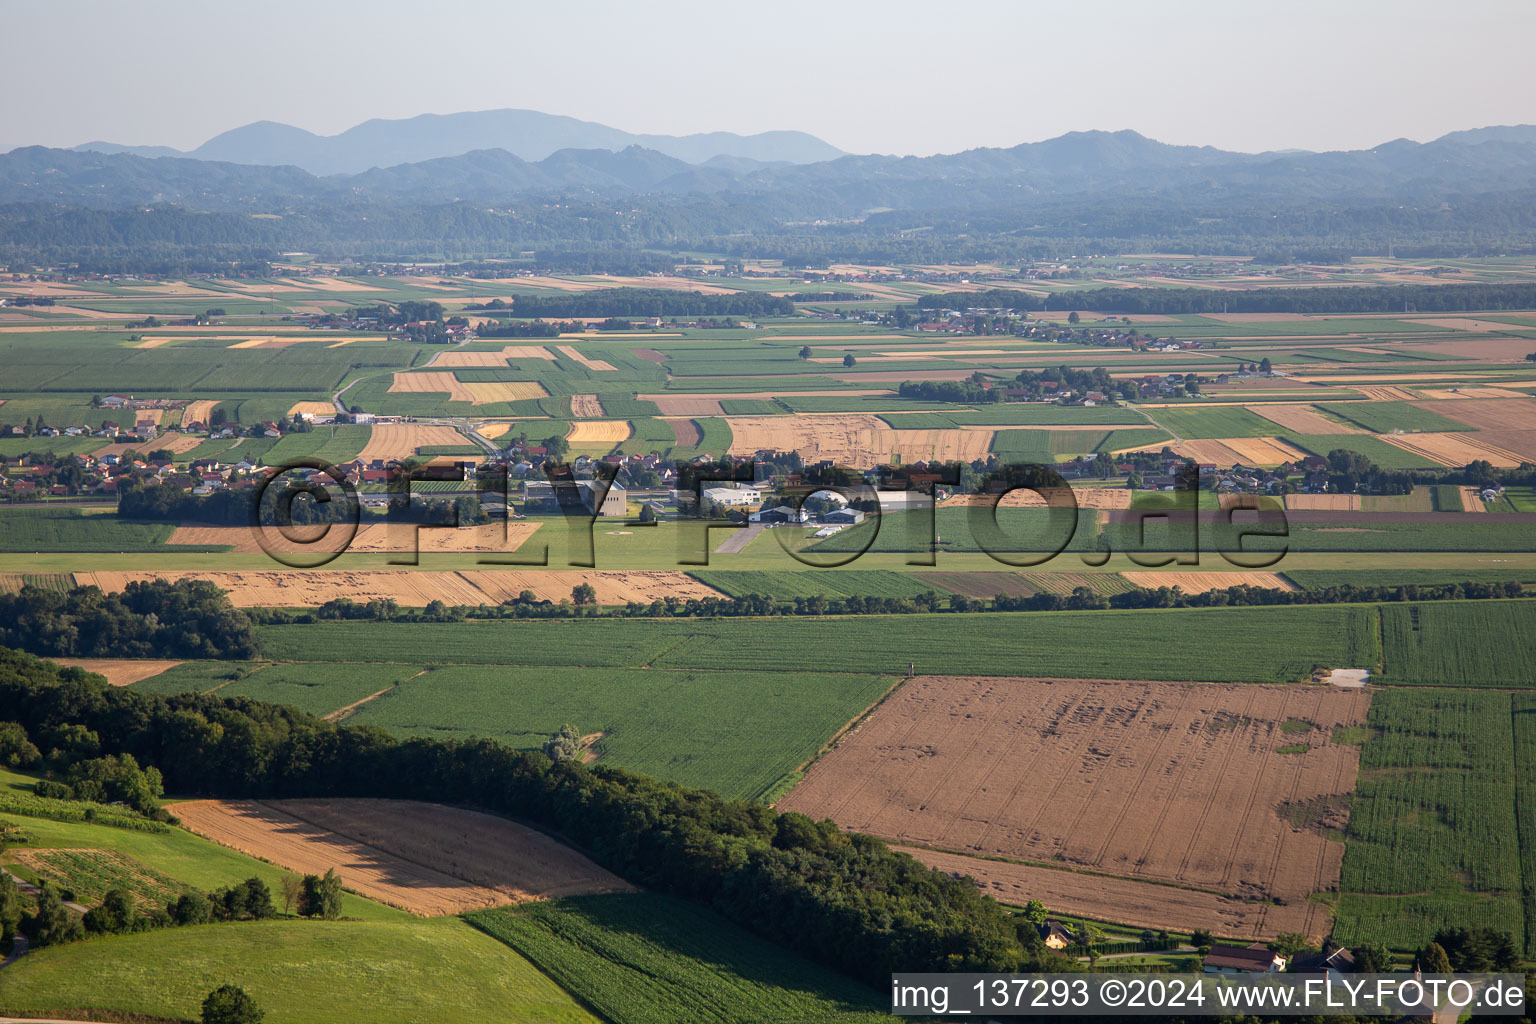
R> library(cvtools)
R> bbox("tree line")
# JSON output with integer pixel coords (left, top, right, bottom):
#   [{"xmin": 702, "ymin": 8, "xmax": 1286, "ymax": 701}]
[
  {"xmin": 0, "ymin": 648, "xmax": 1064, "ymax": 988},
  {"xmin": 0, "ymin": 580, "xmax": 257, "ymax": 660},
  {"xmin": 915, "ymin": 282, "xmax": 1536, "ymax": 315},
  {"xmin": 474, "ymin": 288, "xmax": 792, "ymax": 319}
]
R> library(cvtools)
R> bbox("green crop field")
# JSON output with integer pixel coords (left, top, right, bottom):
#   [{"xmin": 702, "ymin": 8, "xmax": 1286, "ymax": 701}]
[
  {"xmin": 1317, "ymin": 401, "xmax": 1474, "ymax": 433},
  {"xmin": 261, "ymin": 424, "xmax": 372, "ymax": 465},
  {"xmin": 1145, "ymin": 406, "xmax": 1288, "ymax": 438},
  {"xmin": 1191, "ymin": 517, "xmax": 1536, "ymax": 553},
  {"xmin": 256, "ymin": 603, "xmax": 1378, "ymax": 684},
  {"xmin": 1512, "ymin": 693, "xmax": 1536, "ymax": 955},
  {"xmin": 1284, "ymin": 569, "xmax": 1535, "ymax": 590},
  {"xmin": 1281, "ymin": 433, "xmax": 1441, "ymax": 468},
  {"xmin": 0, "ymin": 508, "xmax": 228, "ymax": 553},
  {"xmin": 690, "ymin": 569, "xmax": 944, "ymax": 600},
  {"xmin": 1377, "ymin": 601, "xmax": 1536, "ymax": 686},
  {"xmin": 0, "ymin": 918, "xmax": 594, "ymax": 1024},
  {"xmin": 1334, "ymin": 688, "xmax": 1528, "ymax": 949},
  {"xmin": 812, "ymin": 508, "xmax": 1100, "ymax": 554},
  {"xmin": 467, "ymin": 894, "xmax": 887, "ymax": 1024},
  {"xmin": 880, "ymin": 405, "xmax": 1148, "ymax": 427},
  {"xmin": 338, "ymin": 664, "xmax": 894, "ymax": 801}
]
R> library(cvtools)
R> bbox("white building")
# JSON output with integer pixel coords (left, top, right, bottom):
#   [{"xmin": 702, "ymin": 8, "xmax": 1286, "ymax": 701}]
[{"xmin": 701, "ymin": 486, "xmax": 760, "ymax": 506}]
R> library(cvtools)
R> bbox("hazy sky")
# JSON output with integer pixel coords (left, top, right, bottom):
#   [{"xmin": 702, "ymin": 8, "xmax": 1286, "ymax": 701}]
[{"xmin": 5, "ymin": 0, "xmax": 1533, "ymax": 157}]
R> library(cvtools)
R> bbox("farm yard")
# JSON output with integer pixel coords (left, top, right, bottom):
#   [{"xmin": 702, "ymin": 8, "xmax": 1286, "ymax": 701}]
[{"xmin": 777, "ymin": 675, "xmax": 1370, "ymax": 939}]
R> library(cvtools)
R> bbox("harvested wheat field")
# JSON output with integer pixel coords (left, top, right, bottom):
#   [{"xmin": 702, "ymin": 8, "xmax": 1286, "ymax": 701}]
[
  {"xmin": 939, "ymin": 488, "xmax": 1132, "ymax": 510},
  {"xmin": 357, "ymin": 424, "xmax": 471, "ymax": 462},
  {"xmin": 388, "ymin": 370, "xmax": 474, "ymax": 403},
  {"xmin": 555, "ymin": 345, "xmax": 617, "ymax": 371},
  {"xmin": 1166, "ymin": 438, "xmax": 1303, "ymax": 466},
  {"xmin": 50, "ymin": 658, "xmax": 182, "ymax": 687},
  {"xmin": 727, "ymin": 414, "xmax": 993, "ymax": 466},
  {"xmin": 569, "ymin": 394, "xmax": 605, "ymax": 418},
  {"xmin": 74, "ymin": 567, "xmax": 719, "ymax": 607},
  {"xmin": 174, "ymin": 798, "xmax": 632, "ymax": 916},
  {"xmin": 1348, "ymin": 385, "xmax": 1420, "ymax": 401},
  {"xmin": 1416, "ymin": 387, "xmax": 1527, "ymax": 401},
  {"xmin": 1285, "ymin": 494, "xmax": 1361, "ymax": 511},
  {"xmin": 1247, "ymin": 404, "xmax": 1360, "ymax": 434},
  {"xmin": 132, "ymin": 337, "xmax": 172, "ymax": 349},
  {"xmin": 566, "ymin": 420, "xmax": 630, "ymax": 444},
  {"xmin": 1456, "ymin": 486, "xmax": 1487, "ymax": 512},
  {"xmin": 1120, "ymin": 571, "xmax": 1296, "ymax": 592},
  {"xmin": 1408, "ymin": 397, "xmax": 1536, "ymax": 431},
  {"xmin": 456, "ymin": 570, "xmax": 723, "ymax": 605},
  {"xmin": 1377, "ymin": 432, "xmax": 1524, "ymax": 468},
  {"xmin": 286, "ymin": 401, "xmax": 336, "ymax": 419},
  {"xmin": 179, "ymin": 399, "xmax": 219, "ymax": 426},
  {"xmin": 779, "ymin": 675, "xmax": 1369, "ymax": 939},
  {"xmin": 907, "ymin": 848, "xmax": 1323, "ymax": 940},
  {"xmin": 92, "ymin": 433, "xmax": 202, "ymax": 459},
  {"xmin": 462, "ymin": 381, "xmax": 549, "ymax": 404},
  {"xmin": 166, "ymin": 522, "xmax": 541, "ymax": 555}
]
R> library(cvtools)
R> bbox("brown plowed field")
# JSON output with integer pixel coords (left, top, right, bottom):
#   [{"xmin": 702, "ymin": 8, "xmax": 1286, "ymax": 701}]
[
  {"xmin": 357, "ymin": 424, "xmax": 471, "ymax": 462},
  {"xmin": 642, "ymin": 394, "xmax": 725, "ymax": 416},
  {"xmin": 779, "ymin": 676, "xmax": 1369, "ymax": 937},
  {"xmin": 1247, "ymin": 405, "xmax": 1360, "ymax": 434},
  {"xmin": 50, "ymin": 658, "xmax": 182, "ymax": 687},
  {"xmin": 1120, "ymin": 571, "xmax": 1296, "ymax": 592},
  {"xmin": 667, "ymin": 418, "xmax": 703, "ymax": 446},
  {"xmin": 1471, "ymin": 430, "xmax": 1536, "ymax": 461},
  {"xmin": 1376, "ymin": 432, "xmax": 1524, "ymax": 468},
  {"xmin": 1408, "ymin": 398, "xmax": 1536, "ymax": 431},
  {"xmin": 569, "ymin": 394, "xmax": 605, "ymax": 418},
  {"xmin": 905, "ymin": 848, "xmax": 1327, "ymax": 940},
  {"xmin": 173, "ymin": 798, "xmax": 633, "ymax": 916},
  {"xmin": 73, "ymin": 567, "xmax": 719, "ymax": 607},
  {"xmin": 1285, "ymin": 494, "xmax": 1362, "ymax": 511},
  {"xmin": 726, "ymin": 414, "xmax": 994, "ymax": 467}
]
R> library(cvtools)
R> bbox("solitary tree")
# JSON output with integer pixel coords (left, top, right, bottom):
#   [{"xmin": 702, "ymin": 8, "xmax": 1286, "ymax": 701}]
[
  {"xmin": 798, "ymin": 345, "xmax": 812, "ymax": 359},
  {"xmin": 1068, "ymin": 311, "xmax": 1081, "ymax": 324},
  {"xmin": 571, "ymin": 582, "xmax": 597, "ymax": 606},
  {"xmin": 202, "ymin": 985, "xmax": 264, "ymax": 1024},
  {"xmin": 544, "ymin": 724, "xmax": 582, "ymax": 762},
  {"xmin": 842, "ymin": 352, "xmax": 856, "ymax": 367}
]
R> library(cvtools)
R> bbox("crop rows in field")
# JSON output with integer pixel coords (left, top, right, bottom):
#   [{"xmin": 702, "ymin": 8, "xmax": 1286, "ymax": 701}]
[
  {"xmin": 467, "ymin": 895, "xmax": 888, "ymax": 1024},
  {"xmin": 1317, "ymin": 401, "xmax": 1473, "ymax": 434},
  {"xmin": 688, "ymin": 569, "xmax": 944, "ymax": 600},
  {"xmin": 1176, "ymin": 518, "xmax": 1536, "ymax": 553},
  {"xmin": 1284, "ymin": 569, "xmax": 1534, "ymax": 590},
  {"xmin": 342, "ymin": 665, "xmax": 894, "ymax": 801},
  {"xmin": 1334, "ymin": 688, "xmax": 1527, "ymax": 949},
  {"xmin": 1512, "ymin": 693, "xmax": 1536, "ymax": 954},
  {"xmin": 13, "ymin": 849, "xmax": 189, "ymax": 910},
  {"xmin": 0, "ymin": 509, "xmax": 226, "ymax": 553},
  {"xmin": 1281, "ymin": 433, "xmax": 1442, "ymax": 468},
  {"xmin": 1147, "ymin": 406, "xmax": 1286, "ymax": 438},
  {"xmin": 813, "ymin": 508, "xmax": 1100, "ymax": 554},
  {"xmin": 1377, "ymin": 601, "xmax": 1536, "ymax": 686},
  {"xmin": 261, "ymin": 425, "xmax": 372, "ymax": 465},
  {"xmin": 256, "ymin": 603, "xmax": 1377, "ymax": 684}
]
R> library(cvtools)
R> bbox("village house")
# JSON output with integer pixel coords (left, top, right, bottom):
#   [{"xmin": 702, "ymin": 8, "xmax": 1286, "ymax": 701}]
[{"xmin": 1203, "ymin": 944, "xmax": 1287, "ymax": 974}]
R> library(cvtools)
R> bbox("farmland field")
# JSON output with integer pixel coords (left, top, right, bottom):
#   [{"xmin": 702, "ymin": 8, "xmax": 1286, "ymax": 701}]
[
  {"xmin": 688, "ymin": 568, "xmax": 946, "ymax": 599},
  {"xmin": 468, "ymin": 894, "xmax": 888, "ymax": 1024},
  {"xmin": 255, "ymin": 604, "xmax": 1379, "ymax": 683},
  {"xmin": 1317, "ymin": 401, "xmax": 1474, "ymax": 433},
  {"xmin": 334, "ymin": 665, "xmax": 898, "ymax": 800},
  {"xmin": 0, "ymin": 508, "xmax": 228, "ymax": 553},
  {"xmin": 780, "ymin": 676, "xmax": 1370, "ymax": 940},
  {"xmin": 1376, "ymin": 600, "xmax": 1536, "ymax": 686},
  {"xmin": 1334, "ymin": 688, "xmax": 1527, "ymax": 949}
]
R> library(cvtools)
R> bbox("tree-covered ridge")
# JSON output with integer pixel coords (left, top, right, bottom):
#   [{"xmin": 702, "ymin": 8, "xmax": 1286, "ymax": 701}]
[
  {"xmin": 0, "ymin": 648, "xmax": 1062, "ymax": 988},
  {"xmin": 916, "ymin": 282, "xmax": 1536, "ymax": 314},
  {"xmin": 0, "ymin": 580, "xmax": 257, "ymax": 659}
]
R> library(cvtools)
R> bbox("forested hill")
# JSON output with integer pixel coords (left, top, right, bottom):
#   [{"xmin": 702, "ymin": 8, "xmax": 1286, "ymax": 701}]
[{"xmin": 6, "ymin": 124, "xmax": 1536, "ymax": 259}]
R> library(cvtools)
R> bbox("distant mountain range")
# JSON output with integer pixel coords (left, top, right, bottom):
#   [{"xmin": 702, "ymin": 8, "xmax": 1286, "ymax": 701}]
[
  {"xmin": 72, "ymin": 108, "xmax": 845, "ymax": 174},
  {"xmin": 5, "ymin": 123, "xmax": 1536, "ymax": 219}
]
